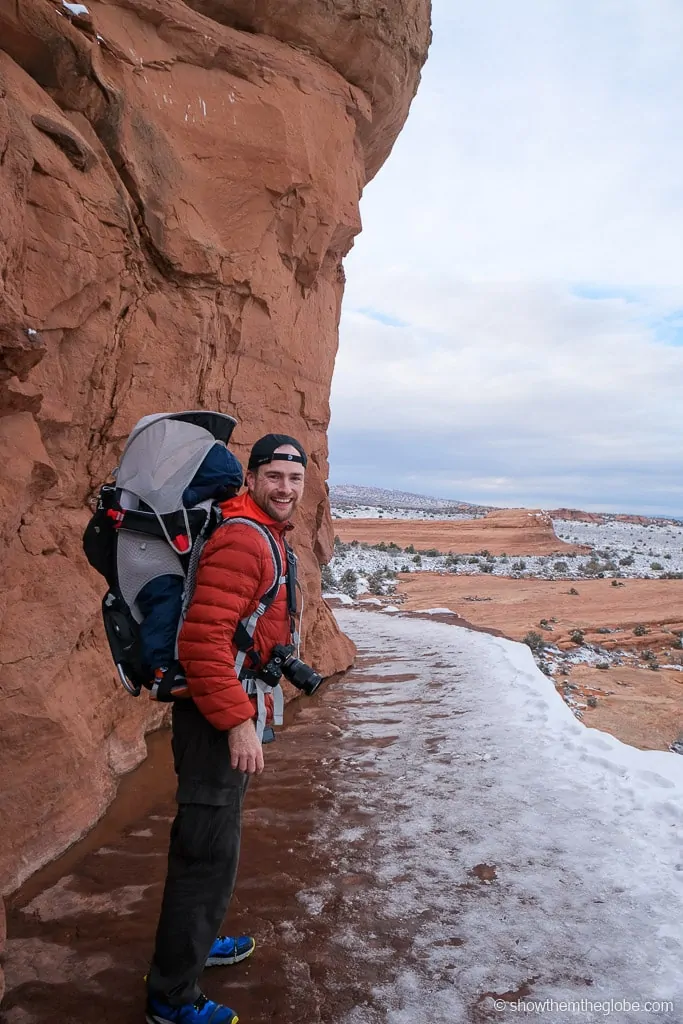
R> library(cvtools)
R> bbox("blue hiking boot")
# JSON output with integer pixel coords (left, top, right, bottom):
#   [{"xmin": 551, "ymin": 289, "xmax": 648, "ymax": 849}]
[
  {"xmin": 206, "ymin": 935, "xmax": 256, "ymax": 967},
  {"xmin": 146, "ymin": 992, "xmax": 238, "ymax": 1024}
]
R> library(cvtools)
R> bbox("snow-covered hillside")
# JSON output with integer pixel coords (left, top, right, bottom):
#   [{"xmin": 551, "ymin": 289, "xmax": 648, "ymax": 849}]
[
  {"xmin": 331, "ymin": 505, "xmax": 477, "ymax": 521},
  {"xmin": 554, "ymin": 518, "xmax": 683, "ymax": 573},
  {"xmin": 329, "ymin": 484, "xmax": 489, "ymax": 516}
]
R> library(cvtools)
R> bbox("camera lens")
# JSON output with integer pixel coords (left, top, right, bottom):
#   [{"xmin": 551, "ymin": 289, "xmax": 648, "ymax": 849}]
[{"xmin": 281, "ymin": 656, "xmax": 323, "ymax": 696}]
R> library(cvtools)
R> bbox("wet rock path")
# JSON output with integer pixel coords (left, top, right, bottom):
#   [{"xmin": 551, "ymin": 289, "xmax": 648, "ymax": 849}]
[{"xmin": 3, "ymin": 610, "xmax": 682, "ymax": 1024}]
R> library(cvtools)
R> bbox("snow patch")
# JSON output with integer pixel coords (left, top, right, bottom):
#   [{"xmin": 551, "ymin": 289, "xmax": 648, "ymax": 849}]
[
  {"xmin": 62, "ymin": 1, "xmax": 90, "ymax": 14},
  {"xmin": 412, "ymin": 607, "xmax": 457, "ymax": 616},
  {"xmin": 323, "ymin": 592, "xmax": 354, "ymax": 606}
]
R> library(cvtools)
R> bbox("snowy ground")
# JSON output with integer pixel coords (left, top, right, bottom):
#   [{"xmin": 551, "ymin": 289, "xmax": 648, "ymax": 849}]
[
  {"xmin": 331, "ymin": 505, "xmax": 478, "ymax": 521},
  {"xmin": 326, "ymin": 519, "xmax": 683, "ymax": 589},
  {"xmin": 322, "ymin": 610, "xmax": 683, "ymax": 1023},
  {"xmin": 554, "ymin": 519, "xmax": 683, "ymax": 575}
]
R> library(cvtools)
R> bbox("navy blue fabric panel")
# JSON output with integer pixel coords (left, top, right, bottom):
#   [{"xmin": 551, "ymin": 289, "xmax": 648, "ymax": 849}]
[
  {"xmin": 182, "ymin": 444, "xmax": 243, "ymax": 507},
  {"xmin": 138, "ymin": 575, "xmax": 184, "ymax": 669}
]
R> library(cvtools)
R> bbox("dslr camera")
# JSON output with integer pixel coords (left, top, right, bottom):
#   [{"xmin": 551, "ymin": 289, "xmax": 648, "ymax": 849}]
[{"xmin": 260, "ymin": 643, "xmax": 323, "ymax": 696}]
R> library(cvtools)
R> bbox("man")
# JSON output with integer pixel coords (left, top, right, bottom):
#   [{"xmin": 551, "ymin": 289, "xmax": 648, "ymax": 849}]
[{"xmin": 145, "ymin": 434, "xmax": 308, "ymax": 1024}]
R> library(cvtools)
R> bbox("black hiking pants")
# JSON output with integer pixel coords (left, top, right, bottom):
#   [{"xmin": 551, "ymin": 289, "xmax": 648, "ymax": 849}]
[{"xmin": 147, "ymin": 701, "xmax": 249, "ymax": 1006}]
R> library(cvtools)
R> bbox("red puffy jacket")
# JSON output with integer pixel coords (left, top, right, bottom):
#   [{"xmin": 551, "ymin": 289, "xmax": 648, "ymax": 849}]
[{"xmin": 178, "ymin": 491, "xmax": 292, "ymax": 731}]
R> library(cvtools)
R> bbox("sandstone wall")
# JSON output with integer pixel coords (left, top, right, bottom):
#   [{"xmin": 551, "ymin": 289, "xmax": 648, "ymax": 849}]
[{"xmin": 0, "ymin": 0, "xmax": 431, "ymax": 949}]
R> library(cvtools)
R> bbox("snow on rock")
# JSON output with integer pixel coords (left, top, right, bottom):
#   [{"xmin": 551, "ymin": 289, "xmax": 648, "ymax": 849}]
[
  {"xmin": 412, "ymin": 607, "xmax": 457, "ymax": 615},
  {"xmin": 62, "ymin": 1, "xmax": 90, "ymax": 14},
  {"xmin": 323, "ymin": 592, "xmax": 354, "ymax": 606},
  {"xmin": 318, "ymin": 610, "xmax": 683, "ymax": 1022}
]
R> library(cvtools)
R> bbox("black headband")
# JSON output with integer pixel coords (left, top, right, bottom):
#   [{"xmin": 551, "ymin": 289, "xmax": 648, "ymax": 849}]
[
  {"xmin": 248, "ymin": 433, "xmax": 308, "ymax": 470},
  {"xmin": 253, "ymin": 452, "xmax": 305, "ymax": 467}
]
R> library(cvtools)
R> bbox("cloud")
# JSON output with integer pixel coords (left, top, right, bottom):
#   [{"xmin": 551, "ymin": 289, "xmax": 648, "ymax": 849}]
[{"xmin": 330, "ymin": 0, "xmax": 683, "ymax": 515}]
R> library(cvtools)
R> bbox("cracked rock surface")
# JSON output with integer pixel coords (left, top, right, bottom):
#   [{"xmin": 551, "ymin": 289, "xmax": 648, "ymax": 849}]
[{"xmin": 0, "ymin": 0, "xmax": 431, "ymax": 989}]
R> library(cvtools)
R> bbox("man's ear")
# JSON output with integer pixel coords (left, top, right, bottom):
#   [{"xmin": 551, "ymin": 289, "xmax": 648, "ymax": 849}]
[{"xmin": 245, "ymin": 469, "xmax": 256, "ymax": 491}]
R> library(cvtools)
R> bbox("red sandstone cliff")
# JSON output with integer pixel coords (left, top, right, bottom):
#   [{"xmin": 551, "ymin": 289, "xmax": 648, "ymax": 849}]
[{"xmin": 0, "ymin": 0, "xmax": 432, "ymax": 981}]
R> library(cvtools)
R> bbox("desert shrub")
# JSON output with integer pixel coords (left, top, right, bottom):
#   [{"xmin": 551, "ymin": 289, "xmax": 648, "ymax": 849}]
[
  {"xmin": 523, "ymin": 631, "xmax": 546, "ymax": 652},
  {"xmin": 596, "ymin": 663, "xmax": 609, "ymax": 670},
  {"xmin": 633, "ymin": 624, "xmax": 649, "ymax": 637},
  {"xmin": 400, "ymin": 564, "xmax": 411, "ymax": 573},
  {"xmin": 570, "ymin": 629, "xmax": 585, "ymax": 645},
  {"xmin": 445, "ymin": 553, "xmax": 461, "ymax": 566},
  {"xmin": 619, "ymin": 555, "xmax": 634, "ymax": 566},
  {"xmin": 374, "ymin": 541, "xmax": 388, "ymax": 552},
  {"xmin": 367, "ymin": 571, "xmax": 386, "ymax": 595},
  {"xmin": 388, "ymin": 542, "xmax": 402, "ymax": 552},
  {"xmin": 339, "ymin": 569, "xmax": 358, "ymax": 599},
  {"xmin": 512, "ymin": 560, "xmax": 526, "ymax": 571},
  {"xmin": 650, "ymin": 562, "xmax": 664, "ymax": 571},
  {"xmin": 568, "ymin": 587, "xmax": 579, "ymax": 595},
  {"xmin": 596, "ymin": 627, "xmax": 610, "ymax": 634},
  {"xmin": 611, "ymin": 580, "xmax": 625, "ymax": 587},
  {"xmin": 419, "ymin": 548, "xmax": 442, "ymax": 558},
  {"xmin": 476, "ymin": 549, "xmax": 491, "ymax": 557},
  {"xmin": 468, "ymin": 556, "xmax": 479, "ymax": 564},
  {"xmin": 412, "ymin": 554, "xmax": 422, "ymax": 566},
  {"xmin": 321, "ymin": 564, "xmax": 337, "ymax": 591},
  {"xmin": 405, "ymin": 544, "xmax": 416, "ymax": 554},
  {"xmin": 553, "ymin": 561, "xmax": 568, "ymax": 572},
  {"xmin": 479, "ymin": 562, "xmax": 494, "ymax": 573}
]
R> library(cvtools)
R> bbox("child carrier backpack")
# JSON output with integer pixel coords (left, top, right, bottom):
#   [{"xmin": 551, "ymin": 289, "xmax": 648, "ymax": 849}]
[
  {"xmin": 83, "ymin": 411, "xmax": 300, "ymax": 721},
  {"xmin": 83, "ymin": 411, "xmax": 238, "ymax": 697}
]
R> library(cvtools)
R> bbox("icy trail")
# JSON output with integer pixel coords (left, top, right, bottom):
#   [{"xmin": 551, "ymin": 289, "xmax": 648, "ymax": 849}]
[
  {"xmin": 322, "ymin": 610, "xmax": 683, "ymax": 1023},
  {"xmin": 4, "ymin": 610, "xmax": 682, "ymax": 1023}
]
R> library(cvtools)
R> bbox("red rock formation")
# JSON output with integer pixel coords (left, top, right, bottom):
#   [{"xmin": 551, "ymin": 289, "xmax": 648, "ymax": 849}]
[
  {"xmin": 0, "ymin": 0, "xmax": 431, "ymax": 981},
  {"xmin": 549, "ymin": 508, "xmax": 680, "ymax": 527}
]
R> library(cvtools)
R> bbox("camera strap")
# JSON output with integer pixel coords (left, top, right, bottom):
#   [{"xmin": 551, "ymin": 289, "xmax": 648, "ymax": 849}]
[{"xmin": 284, "ymin": 539, "xmax": 299, "ymax": 648}]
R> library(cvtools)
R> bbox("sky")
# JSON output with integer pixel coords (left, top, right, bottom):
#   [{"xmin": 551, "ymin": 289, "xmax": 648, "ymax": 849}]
[{"xmin": 328, "ymin": 0, "xmax": 683, "ymax": 516}]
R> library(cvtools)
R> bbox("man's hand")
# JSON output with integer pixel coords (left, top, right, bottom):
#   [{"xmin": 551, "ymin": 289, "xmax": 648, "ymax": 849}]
[{"xmin": 228, "ymin": 718, "xmax": 264, "ymax": 775}]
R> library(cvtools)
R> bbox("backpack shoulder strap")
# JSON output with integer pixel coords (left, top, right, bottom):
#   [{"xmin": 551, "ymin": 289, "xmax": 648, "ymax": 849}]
[{"xmin": 214, "ymin": 516, "xmax": 287, "ymax": 679}]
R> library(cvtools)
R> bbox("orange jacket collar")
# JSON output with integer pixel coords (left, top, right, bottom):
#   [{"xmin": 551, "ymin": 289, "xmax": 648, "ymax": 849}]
[{"xmin": 219, "ymin": 491, "xmax": 291, "ymax": 533}]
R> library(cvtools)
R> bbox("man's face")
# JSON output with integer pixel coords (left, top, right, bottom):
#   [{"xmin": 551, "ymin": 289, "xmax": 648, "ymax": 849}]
[{"xmin": 246, "ymin": 444, "xmax": 305, "ymax": 522}]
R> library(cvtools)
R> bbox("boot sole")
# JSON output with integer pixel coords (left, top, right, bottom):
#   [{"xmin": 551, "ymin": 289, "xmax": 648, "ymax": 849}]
[
  {"xmin": 146, "ymin": 1016, "xmax": 238, "ymax": 1024},
  {"xmin": 205, "ymin": 939, "xmax": 256, "ymax": 967}
]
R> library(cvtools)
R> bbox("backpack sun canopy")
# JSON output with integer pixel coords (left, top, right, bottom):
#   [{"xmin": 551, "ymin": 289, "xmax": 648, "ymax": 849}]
[{"xmin": 115, "ymin": 411, "xmax": 237, "ymax": 516}]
